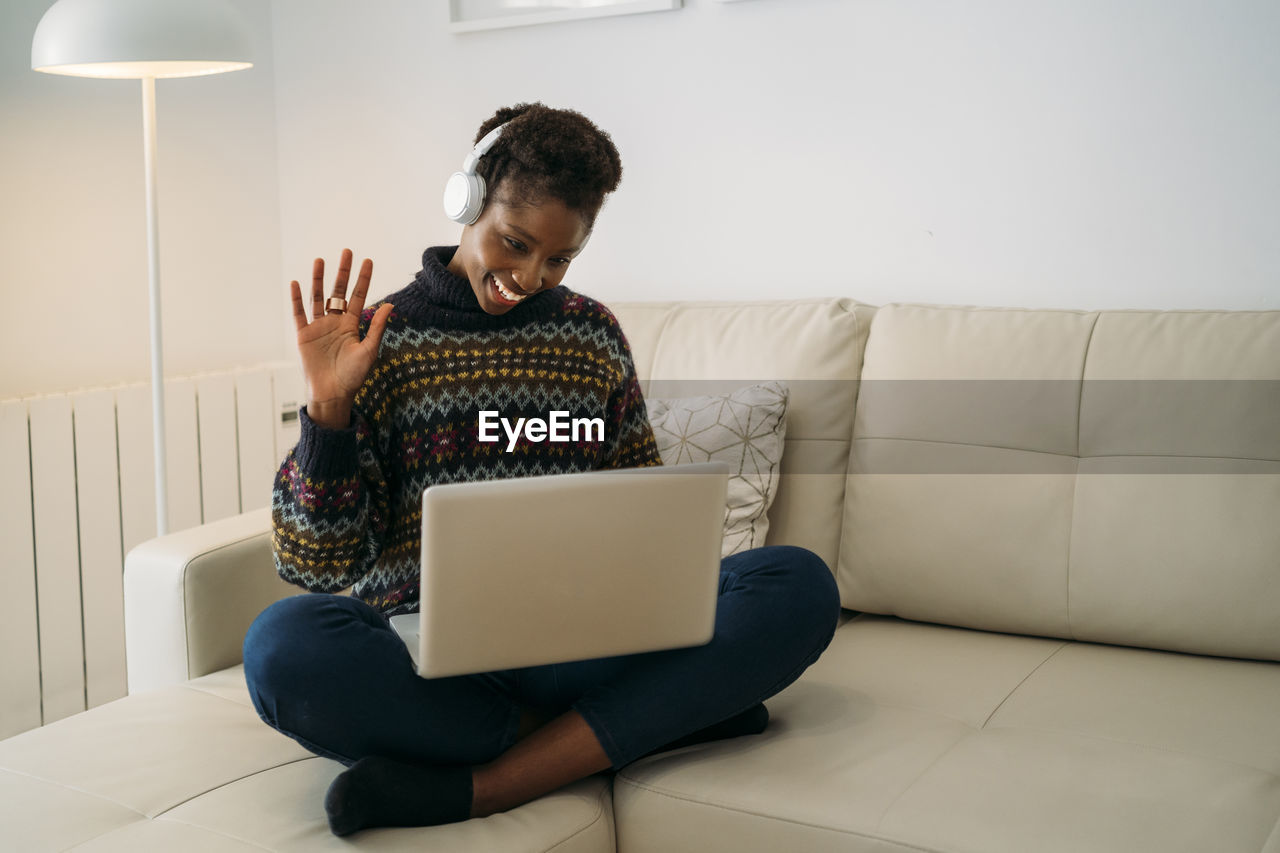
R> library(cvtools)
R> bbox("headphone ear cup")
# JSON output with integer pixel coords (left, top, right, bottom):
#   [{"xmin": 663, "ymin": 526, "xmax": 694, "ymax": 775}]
[{"xmin": 443, "ymin": 171, "xmax": 486, "ymax": 225}]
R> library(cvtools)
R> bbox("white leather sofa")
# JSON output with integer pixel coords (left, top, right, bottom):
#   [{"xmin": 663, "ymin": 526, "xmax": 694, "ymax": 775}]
[{"xmin": 3, "ymin": 298, "xmax": 1278, "ymax": 853}]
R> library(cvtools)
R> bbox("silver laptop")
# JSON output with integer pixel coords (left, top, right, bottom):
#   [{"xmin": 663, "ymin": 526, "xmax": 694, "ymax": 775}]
[{"xmin": 389, "ymin": 462, "xmax": 730, "ymax": 678}]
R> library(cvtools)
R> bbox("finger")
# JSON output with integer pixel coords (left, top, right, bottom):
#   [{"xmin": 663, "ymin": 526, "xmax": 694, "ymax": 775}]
[
  {"xmin": 290, "ymin": 280, "xmax": 307, "ymax": 332},
  {"xmin": 332, "ymin": 248, "xmax": 354, "ymax": 300},
  {"xmin": 311, "ymin": 258, "xmax": 325, "ymax": 321},
  {"xmin": 346, "ymin": 258, "xmax": 374, "ymax": 317},
  {"xmin": 363, "ymin": 302, "xmax": 395, "ymax": 355}
]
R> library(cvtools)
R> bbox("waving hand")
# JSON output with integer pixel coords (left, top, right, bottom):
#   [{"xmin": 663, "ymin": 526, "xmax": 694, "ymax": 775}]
[{"xmin": 290, "ymin": 248, "xmax": 394, "ymax": 429}]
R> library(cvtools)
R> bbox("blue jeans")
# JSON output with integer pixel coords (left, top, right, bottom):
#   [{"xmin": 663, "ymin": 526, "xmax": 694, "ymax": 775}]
[{"xmin": 242, "ymin": 545, "xmax": 840, "ymax": 770}]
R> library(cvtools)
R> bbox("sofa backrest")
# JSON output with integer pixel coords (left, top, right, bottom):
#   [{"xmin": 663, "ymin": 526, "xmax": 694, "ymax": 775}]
[
  {"xmin": 841, "ymin": 305, "xmax": 1280, "ymax": 662},
  {"xmin": 614, "ymin": 298, "xmax": 1279, "ymax": 662},
  {"xmin": 611, "ymin": 299, "xmax": 876, "ymax": 575}
]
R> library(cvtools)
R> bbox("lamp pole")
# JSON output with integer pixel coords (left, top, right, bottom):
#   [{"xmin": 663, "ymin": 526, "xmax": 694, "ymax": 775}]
[{"xmin": 140, "ymin": 75, "xmax": 167, "ymax": 535}]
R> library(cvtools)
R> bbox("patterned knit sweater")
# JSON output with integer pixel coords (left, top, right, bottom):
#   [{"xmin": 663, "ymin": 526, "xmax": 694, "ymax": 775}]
[{"xmin": 271, "ymin": 245, "xmax": 661, "ymax": 617}]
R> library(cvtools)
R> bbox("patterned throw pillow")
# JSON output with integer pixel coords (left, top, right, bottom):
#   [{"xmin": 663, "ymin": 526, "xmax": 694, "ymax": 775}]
[{"xmin": 646, "ymin": 381, "xmax": 789, "ymax": 557}]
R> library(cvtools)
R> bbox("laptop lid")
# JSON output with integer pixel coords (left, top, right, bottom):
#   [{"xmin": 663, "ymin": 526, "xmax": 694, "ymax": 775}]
[{"xmin": 400, "ymin": 462, "xmax": 729, "ymax": 678}]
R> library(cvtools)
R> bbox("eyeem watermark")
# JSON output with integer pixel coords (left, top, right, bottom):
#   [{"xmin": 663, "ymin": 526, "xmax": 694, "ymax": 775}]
[{"xmin": 478, "ymin": 411, "xmax": 605, "ymax": 452}]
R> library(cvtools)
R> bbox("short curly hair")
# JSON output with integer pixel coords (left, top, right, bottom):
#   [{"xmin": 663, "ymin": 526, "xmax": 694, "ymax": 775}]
[{"xmin": 472, "ymin": 102, "xmax": 622, "ymax": 227}]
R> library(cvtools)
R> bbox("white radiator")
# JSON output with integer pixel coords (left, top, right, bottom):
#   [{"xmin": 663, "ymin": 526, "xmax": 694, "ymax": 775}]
[{"xmin": 0, "ymin": 362, "xmax": 304, "ymax": 740}]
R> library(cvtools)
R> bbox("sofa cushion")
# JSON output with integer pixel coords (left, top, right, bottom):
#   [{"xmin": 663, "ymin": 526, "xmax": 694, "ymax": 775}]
[
  {"xmin": 612, "ymin": 298, "xmax": 875, "ymax": 575},
  {"xmin": 0, "ymin": 671, "xmax": 310, "ymax": 820},
  {"xmin": 842, "ymin": 304, "xmax": 1095, "ymax": 640},
  {"xmin": 613, "ymin": 614, "xmax": 1280, "ymax": 853},
  {"xmin": 0, "ymin": 666, "xmax": 616, "ymax": 852},
  {"xmin": 1069, "ymin": 310, "xmax": 1280, "ymax": 660},
  {"xmin": 840, "ymin": 304, "xmax": 1280, "ymax": 661},
  {"xmin": 648, "ymin": 381, "xmax": 789, "ymax": 556}
]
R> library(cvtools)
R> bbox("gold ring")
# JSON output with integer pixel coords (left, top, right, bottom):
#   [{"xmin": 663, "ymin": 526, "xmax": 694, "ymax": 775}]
[{"xmin": 326, "ymin": 296, "xmax": 348, "ymax": 315}]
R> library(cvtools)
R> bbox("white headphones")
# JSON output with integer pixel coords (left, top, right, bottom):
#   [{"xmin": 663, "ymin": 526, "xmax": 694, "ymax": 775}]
[{"xmin": 442, "ymin": 122, "xmax": 508, "ymax": 225}]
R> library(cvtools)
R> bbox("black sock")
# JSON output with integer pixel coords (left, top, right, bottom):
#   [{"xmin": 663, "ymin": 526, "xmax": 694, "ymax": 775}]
[
  {"xmin": 324, "ymin": 756, "xmax": 473, "ymax": 836},
  {"xmin": 643, "ymin": 702, "xmax": 770, "ymax": 759}
]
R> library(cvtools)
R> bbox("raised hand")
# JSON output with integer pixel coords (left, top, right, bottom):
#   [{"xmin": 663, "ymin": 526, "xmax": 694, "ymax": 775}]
[{"xmin": 290, "ymin": 248, "xmax": 394, "ymax": 429}]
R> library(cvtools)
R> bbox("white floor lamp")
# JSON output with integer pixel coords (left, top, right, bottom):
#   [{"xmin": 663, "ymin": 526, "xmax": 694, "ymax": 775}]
[{"xmin": 32, "ymin": 0, "xmax": 253, "ymax": 536}]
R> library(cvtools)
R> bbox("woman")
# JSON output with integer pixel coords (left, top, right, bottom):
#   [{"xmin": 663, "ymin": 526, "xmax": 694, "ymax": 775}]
[{"xmin": 243, "ymin": 102, "xmax": 840, "ymax": 836}]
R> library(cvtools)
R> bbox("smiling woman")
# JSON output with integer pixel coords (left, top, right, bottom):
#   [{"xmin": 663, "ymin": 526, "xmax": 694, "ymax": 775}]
[
  {"xmin": 240, "ymin": 101, "xmax": 840, "ymax": 838},
  {"xmin": 443, "ymin": 104, "xmax": 618, "ymax": 314},
  {"xmin": 450, "ymin": 193, "xmax": 588, "ymax": 312}
]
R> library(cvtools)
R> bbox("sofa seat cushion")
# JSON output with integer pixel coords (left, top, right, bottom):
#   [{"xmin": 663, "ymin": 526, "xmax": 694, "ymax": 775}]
[
  {"xmin": 613, "ymin": 614, "xmax": 1280, "ymax": 853},
  {"xmin": 0, "ymin": 666, "xmax": 615, "ymax": 852}
]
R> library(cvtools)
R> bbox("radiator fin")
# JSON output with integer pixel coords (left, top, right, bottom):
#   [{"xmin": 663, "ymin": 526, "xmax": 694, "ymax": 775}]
[
  {"xmin": 0, "ymin": 401, "xmax": 41, "ymax": 739},
  {"xmin": 29, "ymin": 395, "xmax": 85, "ymax": 725}
]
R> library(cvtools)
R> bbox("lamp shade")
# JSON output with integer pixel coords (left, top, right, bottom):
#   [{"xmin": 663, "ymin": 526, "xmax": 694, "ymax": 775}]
[{"xmin": 32, "ymin": 0, "xmax": 252, "ymax": 78}]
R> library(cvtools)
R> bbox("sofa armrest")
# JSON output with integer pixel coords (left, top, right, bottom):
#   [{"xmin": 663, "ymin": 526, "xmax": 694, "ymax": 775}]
[{"xmin": 123, "ymin": 507, "xmax": 298, "ymax": 693}]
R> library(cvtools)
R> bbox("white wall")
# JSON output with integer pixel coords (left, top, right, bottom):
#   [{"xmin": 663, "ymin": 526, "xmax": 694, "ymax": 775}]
[
  {"xmin": 5, "ymin": 0, "xmax": 1277, "ymax": 402},
  {"xmin": 1, "ymin": 0, "xmax": 286, "ymax": 400},
  {"xmin": 269, "ymin": 0, "xmax": 1278, "ymax": 320}
]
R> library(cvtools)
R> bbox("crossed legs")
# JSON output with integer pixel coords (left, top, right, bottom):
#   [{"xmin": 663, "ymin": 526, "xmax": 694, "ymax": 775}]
[{"xmin": 243, "ymin": 545, "xmax": 840, "ymax": 834}]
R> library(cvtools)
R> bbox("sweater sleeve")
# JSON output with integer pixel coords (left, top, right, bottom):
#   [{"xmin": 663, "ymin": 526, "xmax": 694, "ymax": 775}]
[
  {"xmin": 599, "ymin": 332, "xmax": 662, "ymax": 471},
  {"xmin": 270, "ymin": 404, "xmax": 391, "ymax": 592}
]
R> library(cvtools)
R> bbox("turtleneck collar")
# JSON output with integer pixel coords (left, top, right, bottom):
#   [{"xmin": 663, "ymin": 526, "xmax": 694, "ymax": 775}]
[{"xmin": 392, "ymin": 245, "xmax": 568, "ymax": 331}]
